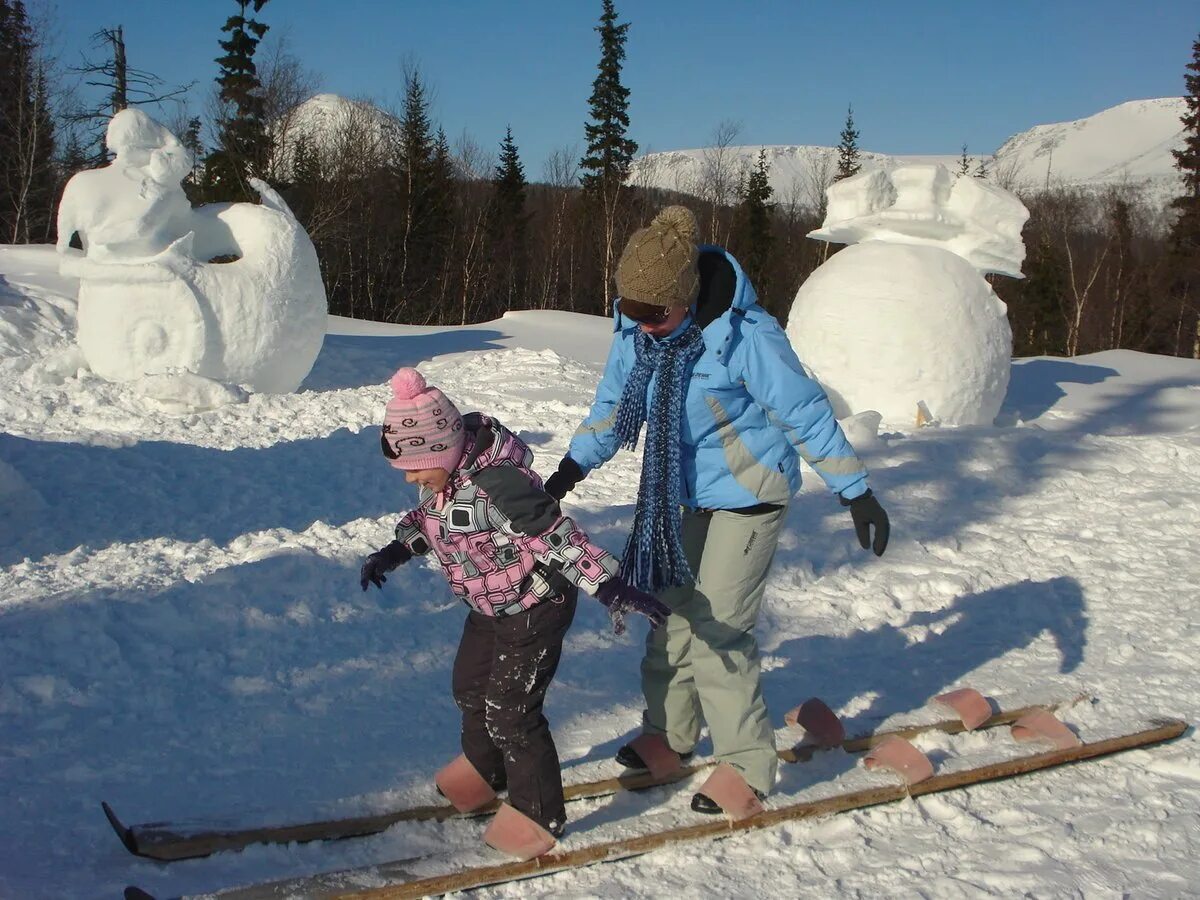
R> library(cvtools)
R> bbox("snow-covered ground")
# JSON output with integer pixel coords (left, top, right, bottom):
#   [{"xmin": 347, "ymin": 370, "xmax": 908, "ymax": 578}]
[{"xmin": 2, "ymin": 242, "xmax": 1199, "ymax": 899}]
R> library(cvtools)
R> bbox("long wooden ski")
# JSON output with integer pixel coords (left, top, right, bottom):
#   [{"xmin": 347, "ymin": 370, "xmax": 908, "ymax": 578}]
[
  {"xmin": 169, "ymin": 717, "xmax": 1183, "ymax": 900},
  {"xmin": 106, "ymin": 698, "xmax": 1075, "ymax": 862}
]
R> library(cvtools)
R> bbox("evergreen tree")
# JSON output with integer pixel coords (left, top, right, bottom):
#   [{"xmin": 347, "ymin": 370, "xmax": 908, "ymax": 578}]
[
  {"xmin": 492, "ymin": 127, "xmax": 527, "ymax": 223},
  {"xmin": 957, "ymin": 143, "xmax": 972, "ymax": 176},
  {"xmin": 580, "ymin": 0, "xmax": 637, "ymax": 309},
  {"xmin": 390, "ymin": 68, "xmax": 453, "ymax": 319},
  {"xmin": 490, "ymin": 126, "xmax": 530, "ymax": 310},
  {"xmin": 428, "ymin": 125, "xmax": 456, "ymax": 283},
  {"xmin": 205, "ymin": 0, "xmax": 271, "ymax": 201},
  {"xmin": 580, "ymin": 0, "xmax": 637, "ymax": 194},
  {"xmin": 398, "ymin": 69, "xmax": 434, "ymax": 183},
  {"xmin": 1013, "ymin": 233, "xmax": 1069, "ymax": 355},
  {"xmin": 974, "ymin": 156, "xmax": 989, "ymax": 179},
  {"xmin": 735, "ymin": 148, "xmax": 775, "ymax": 310},
  {"xmin": 1170, "ymin": 34, "xmax": 1200, "ymax": 255},
  {"xmin": 835, "ymin": 105, "xmax": 861, "ymax": 181},
  {"xmin": 59, "ymin": 129, "xmax": 89, "ymax": 177},
  {"xmin": 289, "ymin": 132, "xmax": 320, "ymax": 185},
  {"xmin": 1168, "ymin": 33, "xmax": 1200, "ymax": 356},
  {"xmin": 181, "ymin": 116, "xmax": 205, "ymax": 191}
]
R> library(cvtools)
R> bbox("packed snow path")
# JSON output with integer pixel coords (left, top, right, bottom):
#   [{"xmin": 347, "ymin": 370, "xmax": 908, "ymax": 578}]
[{"xmin": 1, "ymin": 244, "xmax": 1199, "ymax": 898}]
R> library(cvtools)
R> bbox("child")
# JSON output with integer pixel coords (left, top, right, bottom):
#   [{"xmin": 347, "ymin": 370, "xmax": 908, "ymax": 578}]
[{"xmin": 360, "ymin": 367, "xmax": 669, "ymax": 859}]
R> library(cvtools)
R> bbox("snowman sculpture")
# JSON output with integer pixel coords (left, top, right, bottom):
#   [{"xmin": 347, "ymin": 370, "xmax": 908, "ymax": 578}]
[
  {"xmin": 56, "ymin": 108, "xmax": 327, "ymax": 400},
  {"xmin": 786, "ymin": 164, "xmax": 1029, "ymax": 428}
]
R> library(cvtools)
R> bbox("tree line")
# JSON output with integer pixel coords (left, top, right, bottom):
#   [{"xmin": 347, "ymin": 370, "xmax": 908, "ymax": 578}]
[{"xmin": 1, "ymin": 0, "xmax": 1197, "ymax": 358}]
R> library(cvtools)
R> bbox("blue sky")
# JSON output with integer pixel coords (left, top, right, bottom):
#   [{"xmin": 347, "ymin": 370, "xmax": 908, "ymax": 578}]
[{"xmin": 53, "ymin": 0, "xmax": 1196, "ymax": 178}]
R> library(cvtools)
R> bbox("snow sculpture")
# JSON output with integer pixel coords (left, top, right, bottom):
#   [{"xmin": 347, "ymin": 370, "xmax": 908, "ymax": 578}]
[
  {"xmin": 786, "ymin": 164, "xmax": 1028, "ymax": 428},
  {"xmin": 56, "ymin": 109, "xmax": 326, "ymax": 396}
]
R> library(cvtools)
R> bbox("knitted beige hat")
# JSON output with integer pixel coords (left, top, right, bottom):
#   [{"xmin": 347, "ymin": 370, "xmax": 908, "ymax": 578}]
[{"xmin": 615, "ymin": 205, "xmax": 701, "ymax": 309}]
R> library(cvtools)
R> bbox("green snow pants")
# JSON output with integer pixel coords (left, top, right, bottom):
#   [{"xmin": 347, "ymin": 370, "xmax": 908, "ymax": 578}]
[{"xmin": 640, "ymin": 504, "xmax": 788, "ymax": 794}]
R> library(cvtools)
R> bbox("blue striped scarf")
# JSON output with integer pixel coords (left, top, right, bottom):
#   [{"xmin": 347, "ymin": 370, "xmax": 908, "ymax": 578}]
[{"xmin": 614, "ymin": 323, "xmax": 705, "ymax": 592}]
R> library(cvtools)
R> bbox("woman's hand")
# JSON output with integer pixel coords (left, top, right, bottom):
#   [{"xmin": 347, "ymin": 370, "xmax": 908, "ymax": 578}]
[{"xmin": 841, "ymin": 489, "xmax": 890, "ymax": 557}]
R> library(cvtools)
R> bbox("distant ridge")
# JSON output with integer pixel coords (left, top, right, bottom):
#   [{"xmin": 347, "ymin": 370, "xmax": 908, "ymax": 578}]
[
  {"xmin": 627, "ymin": 97, "xmax": 1186, "ymax": 210},
  {"xmin": 273, "ymin": 95, "xmax": 1188, "ymax": 210}
]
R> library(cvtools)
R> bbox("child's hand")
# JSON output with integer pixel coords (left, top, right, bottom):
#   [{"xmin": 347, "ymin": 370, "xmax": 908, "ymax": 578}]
[
  {"xmin": 360, "ymin": 540, "xmax": 413, "ymax": 591},
  {"xmin": 596, "ymin": 577, "xmax": 672, "ymax": 632},
  {"xmin": 544, "ymin": 457, "xmax": 585, "ymax": 501}
]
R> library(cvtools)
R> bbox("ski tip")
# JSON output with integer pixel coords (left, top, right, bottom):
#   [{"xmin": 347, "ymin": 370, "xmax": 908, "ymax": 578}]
[
  {"xmin": 124, "ymin": 887, "xmax": 158, "ymax": 900},
  {"xmin": 102, "ymin": 801, "xmax": 140, "ymax": 856}
]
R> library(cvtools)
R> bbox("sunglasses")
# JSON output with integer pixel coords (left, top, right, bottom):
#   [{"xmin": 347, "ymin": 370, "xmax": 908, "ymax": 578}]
[{"xmin": 619, "ymin": 297, "xmax": 673, "ymax": 325}]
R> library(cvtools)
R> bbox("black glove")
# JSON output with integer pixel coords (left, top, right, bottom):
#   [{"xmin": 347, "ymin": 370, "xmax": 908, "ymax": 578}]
[
  {"xmin": 544, "ymin": 456, "xmax": 584, "ymax": 501},
  {"xmin": 841, "ymin": 489, "xmax": 889, "ymax": 557},
  {"xmin": 360, "ymin": 540, "xmax": 412, "ymax": 590},
  {"xmin": 596, "ymin": 577, "xmax": 672, "ymax": 633}
]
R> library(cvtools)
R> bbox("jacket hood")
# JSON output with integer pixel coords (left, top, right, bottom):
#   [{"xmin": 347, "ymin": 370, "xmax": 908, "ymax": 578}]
[
  {"xmin": 456, "ymin": 413, "xmax": 532, "ymax": 477},
  {"xmin": 695, "ymin": 246, "xmax": 757, "ymax": 365}
]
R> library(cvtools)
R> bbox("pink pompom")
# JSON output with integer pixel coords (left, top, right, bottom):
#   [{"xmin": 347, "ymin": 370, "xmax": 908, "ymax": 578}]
[{"xmin": 390, "ymin": 367, "xmax": 428, "ymax": 400}]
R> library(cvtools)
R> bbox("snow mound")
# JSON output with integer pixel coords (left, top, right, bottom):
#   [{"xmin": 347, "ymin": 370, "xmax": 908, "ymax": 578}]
[{"xmin": 788, "ymin": 242, "xmax": 1013, "ymax": 427}]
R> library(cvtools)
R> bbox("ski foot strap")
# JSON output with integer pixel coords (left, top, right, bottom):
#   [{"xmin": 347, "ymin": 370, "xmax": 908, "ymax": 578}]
[
  {"xmin": 697, "ymin": 764, "xmax": 766, "ymax": 821},
  {"xmin": 628, "ymin": 733, "xmax": 685, "ymax": 779},
  {"xmin": 932, "ymin": 688, "xmax": 994, "ymax": 731},
  {"xmin": 482, "ymin": 803, "xmax": 557, "ymax": 860},
  {"xmin": 1011, "ymin": 709, "xmax": 1082, "ymax": 750},
  {"xmin": 863, "ymin": 735, "xmax": 935, "ymax": 786},
  {"xmin": 434, "ymin": 754, "xmax": 498, "ymax": 813},
  {"xmin": 784, "ymin": 697, "xmax": 846, "ymax": 748}
]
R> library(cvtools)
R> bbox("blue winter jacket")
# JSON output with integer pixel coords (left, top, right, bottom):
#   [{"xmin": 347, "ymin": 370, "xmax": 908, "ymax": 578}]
[{"xmin": 568, "ymin": 246, "xmax": 869, "ymax": 510}]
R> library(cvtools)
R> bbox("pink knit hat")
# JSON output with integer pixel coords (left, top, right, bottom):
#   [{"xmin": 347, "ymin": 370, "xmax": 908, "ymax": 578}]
[{"xmin": 380, "ymin": 368, "xmax": 466, "ymax": 472}]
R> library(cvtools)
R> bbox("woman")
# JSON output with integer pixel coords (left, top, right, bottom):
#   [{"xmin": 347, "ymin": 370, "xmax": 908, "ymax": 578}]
[{"xmin": 543, "ymin": 205, "xmax": 889, "ymax": 814}]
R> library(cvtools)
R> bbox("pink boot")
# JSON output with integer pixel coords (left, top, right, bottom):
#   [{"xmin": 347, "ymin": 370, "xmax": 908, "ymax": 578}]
[
  {"xmin": 434, "ymin": 754, "xmax": 498, "ymax": 813},
  {"xmin": 691, "ymin": 764, "xmax": 766, "ymax": 821},
  {"xmin": 482, "ymin": 803, "xmax": 558, "ymax": 860}
]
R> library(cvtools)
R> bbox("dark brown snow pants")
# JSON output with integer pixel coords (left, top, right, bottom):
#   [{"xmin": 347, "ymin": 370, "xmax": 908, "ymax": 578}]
[{"xmin": 451, "ymin": 589, "xmax": 577, "ymax": 833}]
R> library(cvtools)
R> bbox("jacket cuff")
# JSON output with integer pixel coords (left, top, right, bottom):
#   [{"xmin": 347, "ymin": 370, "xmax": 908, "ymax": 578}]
[{"xmin": 838, "ymin": 482, "xmax": 870, "ymax": 503}]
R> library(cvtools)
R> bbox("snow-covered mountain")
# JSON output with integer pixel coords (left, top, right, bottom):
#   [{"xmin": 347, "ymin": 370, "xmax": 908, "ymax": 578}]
[
  {"xmin": 629, "ymin": 98, "xmax": 1186, "ymax": 210},
  {"xmin": 991, "ymin": 97, "xmax": 1186, "ymax": 203},
  {"xmin": 283, "ymin": 92, "xmax": 398, "ymax": 142},
  {"xmin": 270, "ymin": 93, "xmax": 398, "ymax": 178}
]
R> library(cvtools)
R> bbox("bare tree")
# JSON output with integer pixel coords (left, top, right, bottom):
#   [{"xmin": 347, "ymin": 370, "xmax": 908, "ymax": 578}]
[
  {"xmin": 698, "ymin": 118, "xmax": 744, "ymax": 239},
  {"xmin": 454, "ymin": 129, "xmax": 493, "ymax": 181},
  {"xmin": 539, "ymin": 144, "xmax": 579, "ymax": 309},
  {"xmin": 452, "ymin": 130, "xmax": 494, "ymax": 324},
  {"xmin": 796, "ymin": 146, "xmax": 836, "ymax": 220},
  {"xmin": 1041, "ymin": 189, "xmax": 1112, "ymax": 356},
  {"xmin": 258, "ymin": 33, "xmax": 321, "ymax": 182},
  {"xmin": 68, "ymin": 25, "xmax": 193, "ymax": 159},
  {"xmin": 990, "ymin": 152, "xmax": 1026, "ymax": 193}
]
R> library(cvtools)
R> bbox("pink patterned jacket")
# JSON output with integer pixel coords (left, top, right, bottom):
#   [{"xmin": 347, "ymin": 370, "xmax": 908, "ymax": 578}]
[{"xmin": 394, "ymin": 414, "xmax": 620, "ymax": 617}]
